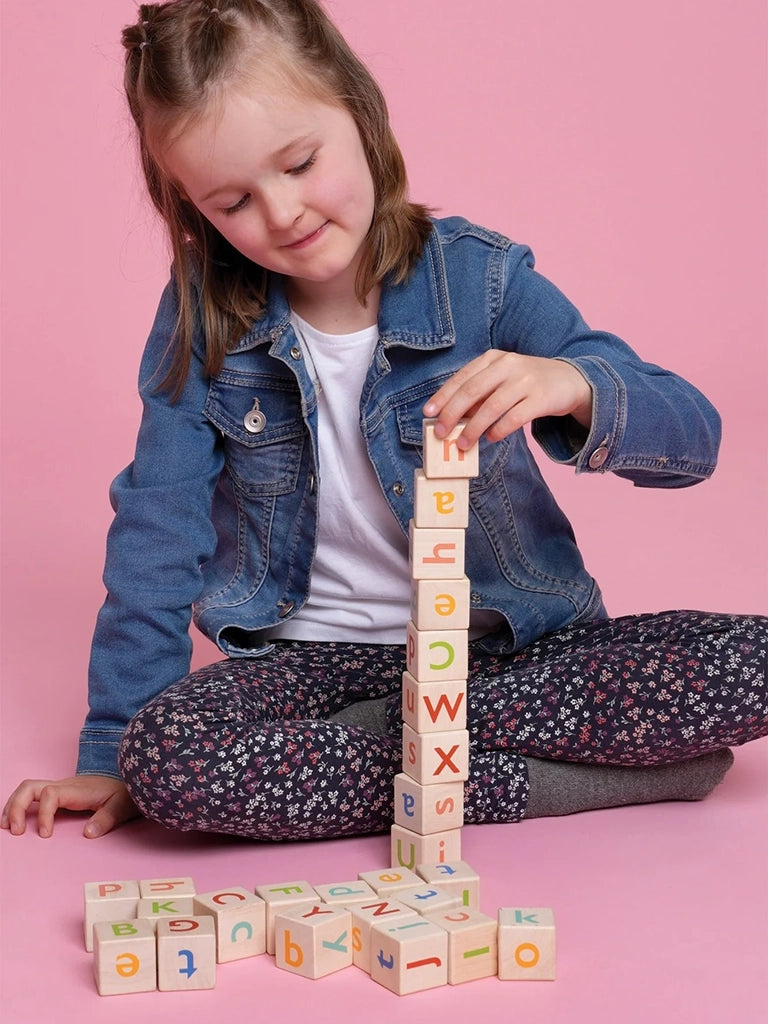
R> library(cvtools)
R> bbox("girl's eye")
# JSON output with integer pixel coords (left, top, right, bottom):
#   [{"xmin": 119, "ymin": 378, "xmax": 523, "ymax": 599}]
[
  {"xmin": 223, "ymin": 193, "xmax": 251, "ymax": 216},
  {"xmin": 288, "ymin": 152, "xmax": 316, "ymax": 176}
]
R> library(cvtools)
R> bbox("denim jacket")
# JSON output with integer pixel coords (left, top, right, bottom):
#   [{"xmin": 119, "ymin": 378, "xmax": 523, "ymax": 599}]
[{"xmin": 77, "ymin": 217, "xmax": 720, "ymax": 776}]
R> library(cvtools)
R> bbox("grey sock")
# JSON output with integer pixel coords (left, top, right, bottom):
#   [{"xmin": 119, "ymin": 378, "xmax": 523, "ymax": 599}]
[
  {"xmin": 523, "ymin": 749, "xmax": 735, "ymax": 818},
  {"xmin": 329, "ymin": 696, "xmax": 390, "ymax": 735}
]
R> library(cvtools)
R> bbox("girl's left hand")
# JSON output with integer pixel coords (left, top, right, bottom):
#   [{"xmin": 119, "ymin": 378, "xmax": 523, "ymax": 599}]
[{"xmin": 423, "ymin": 351, "xmax": 593, "ymax": 449}]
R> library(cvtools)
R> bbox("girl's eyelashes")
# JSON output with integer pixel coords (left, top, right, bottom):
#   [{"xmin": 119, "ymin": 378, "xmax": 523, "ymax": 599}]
[
  {"xmin": 219, "ymin": 152, "xmax": 316, "ymax": 214},
  {"xmin": 288, "ymin": 152, "xmax": 317, "ymax": 175},
  {"xmin": 222, "ymin": 193, "xmax": 251, "ymax": 216}
]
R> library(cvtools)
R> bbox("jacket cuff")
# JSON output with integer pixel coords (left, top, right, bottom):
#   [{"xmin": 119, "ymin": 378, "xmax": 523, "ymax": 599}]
[{"xmin": 76, "ymin": 729, "xmax": 124, "ymax": 778}]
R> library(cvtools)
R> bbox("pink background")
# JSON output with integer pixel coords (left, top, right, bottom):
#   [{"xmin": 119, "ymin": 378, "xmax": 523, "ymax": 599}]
[{"xmin": 1, "ymin": 1, "xmax": 766, "ymax": 1022}]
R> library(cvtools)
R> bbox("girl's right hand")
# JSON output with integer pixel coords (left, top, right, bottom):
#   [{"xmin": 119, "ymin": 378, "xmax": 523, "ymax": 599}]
[{"xmin": 1, "ymin": 775, "xmax": 139, "ymax": 839}]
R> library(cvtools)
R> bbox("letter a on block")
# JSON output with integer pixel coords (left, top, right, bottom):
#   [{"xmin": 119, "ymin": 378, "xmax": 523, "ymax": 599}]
[{"xmin": 422, "ymin": 419, "xmax": 479, "ymax": 479}]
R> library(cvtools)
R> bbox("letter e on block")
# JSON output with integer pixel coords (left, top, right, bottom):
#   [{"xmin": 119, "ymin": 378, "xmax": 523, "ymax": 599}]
[
  {"xmin": 498, "ymin": 907, "xmax": 556, "ymax": 980},
  {"xmin": 93, "ymin": 919, "xmax": 157, "ymax": 996},
  {"xmin": 422, "ymin": 419, "xmax": 479, "ymax": 479}
]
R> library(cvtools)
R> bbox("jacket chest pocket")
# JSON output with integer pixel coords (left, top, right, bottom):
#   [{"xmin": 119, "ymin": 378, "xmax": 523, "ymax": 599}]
[{"xmin": 204, "ymin": 370, "xmax": 305, "ymax": 496}]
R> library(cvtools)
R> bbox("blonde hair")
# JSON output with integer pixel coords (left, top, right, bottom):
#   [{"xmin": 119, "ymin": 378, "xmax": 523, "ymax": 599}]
[{"xmin": 122, "ymin": 0, "xmax": 432, "ymax": 394}]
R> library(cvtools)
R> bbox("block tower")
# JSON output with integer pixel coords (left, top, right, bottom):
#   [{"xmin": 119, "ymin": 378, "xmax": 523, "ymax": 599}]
[{"xmin": 390, "ymin": 419, "xmax": 478, "ymax": 871}]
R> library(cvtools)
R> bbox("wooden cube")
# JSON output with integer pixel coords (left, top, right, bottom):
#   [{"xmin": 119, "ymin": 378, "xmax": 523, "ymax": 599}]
[
  {"xmin": 394, "ymin": 773, "xmax": 464, "ymax": 834},
  {"xmin": 138, "ymin": 876, "xmax": 195, "ymax": 899},
  {"xmin": 413, "ymin": 470, "xmax": 469, "ymax": 528},
  {"xmin": 274, "ymin": 904, "xmax": 353, "ymax": 980},
  {"xmin": 369, "ymin": 916, "xmax": 448, "ymax": 995},
  {"xmin": 422, "ymin": 419, "xmax": 479, "ymax": 479},
  {"xmin": 312, "ymin": 880, "xmax": 378, "ymax": 906},
  {"xmin": 193, "ymin": 887, "xmax": 266, "ymax": 963},
  {"xmin": 415, "ymin": 861, "xmax": 480, "ymax": 909},
  {"xmin": 395, "ymin": 885, "xmax": 463, "ymax": 917},
  {"xmin": 409, "ymin": 522, "xmax": 466, "ymax": 580},
  {"xmin": 357, "ymin": 867, "xmax": 423, "ymax": 896},
  {"xmin": 425, "ymin": 908, "xmax": 498, "ymax": 984},
  {"xmin": 254, "ymin": 879, "xmax": 318, "ymax": 954},
  {"xmin": 402, "ymin": 723, "xmax": 469, "ymax": 785},
  {"xmin": 406, "ymin": 620, "xmax": 468, "ymax": 682},
  {"xmin": 156, "ymin": 916, "xmax": 216, "ymax": 991},
  {"xmin": 402, "ymin": 673, "xmax": 467, "ymax": 733},
  {"xmin": 391, "ymin": 824, "xmax": 462, "ymax": 872},
  {"xmin": 498, "ymin": 907, "xmax": 556, "ymax": 981},
  {"xmin": 137, "ymin": 895, "xmax": 195, "ymax": 929},
  {"xmin": 349, "ymin": 900, "xmax": 419, "ymax": 973},
  {"xmin": 410, "ymin": 577, "xmax": 470, "ymax": 631},
  {"xmin": 93, "ymin": 919, "xmax": 156, "ymax": 996},
  {"xmin": 84, "ymin": 880, "xmax": 140, "ymax": 952}
]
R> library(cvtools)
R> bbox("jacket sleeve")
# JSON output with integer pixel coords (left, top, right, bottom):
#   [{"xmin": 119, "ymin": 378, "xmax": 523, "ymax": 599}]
[
  {"xmin": 492, "ymin": 244, "xmax": 721, "ymax": 487},
  {"xmin": 77, "ymin": 276, "xmax": 223, "ymax": 777}
]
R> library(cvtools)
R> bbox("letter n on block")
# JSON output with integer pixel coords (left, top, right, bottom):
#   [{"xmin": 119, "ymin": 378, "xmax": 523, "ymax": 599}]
[
  {"xmin": 93, "ymin": 919, "xmax": 157, "ymax": 996},
  {"xmin": 391, "ymin": 824, "xmax": 462, "ymax": 871},
  {"xmin": 370, "ymin": 917, "xmax": 448, "ymax": 995},
  {"xmin": 422, "ymin": 419, "xmax": 479, "ymax": 479},
  {"xmin": 498, "ymin": 907, "xmax": 556, "ymax": 981},
  {"xmin": 349, "ymin": 900, "xmax": 419, "ymax": 974}
]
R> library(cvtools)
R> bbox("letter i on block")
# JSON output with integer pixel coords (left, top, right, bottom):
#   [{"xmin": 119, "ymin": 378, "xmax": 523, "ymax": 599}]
[
  {"xmin": 498, "ymin": 907, "xmax": 556, "ymax": 980},
  {"xmin": 370, "ymin": 916, "xmax": 448, "ymax": 995},
  {"xmin": 93, "ymin": 920, "xmax": 156, "ymax": 996}
]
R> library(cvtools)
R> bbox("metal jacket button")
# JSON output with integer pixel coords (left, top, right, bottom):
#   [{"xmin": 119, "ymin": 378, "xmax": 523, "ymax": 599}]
[
  {"xmin": 392, "ymin": 481, "xmax": 404, "ymax": 497},
  {"xmin": 243, "ymin": 398, "xmax": 267, "ymax": 434},
  {"xmin": 289, "ymin": 346, "xmax": 302, "ymax": 360},
  {"xmin": 277, "ymin": 601, "xmax": 295, "ymax": 618},
  {"xmin": 588, "ymin": 445, "xmax": 609, "ymax": 469}
]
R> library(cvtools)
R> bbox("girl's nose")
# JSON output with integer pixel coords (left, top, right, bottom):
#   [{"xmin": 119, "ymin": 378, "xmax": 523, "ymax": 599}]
[{"xmin": 260, "ymin": 184, "xmax": 303, "ymax": 232}]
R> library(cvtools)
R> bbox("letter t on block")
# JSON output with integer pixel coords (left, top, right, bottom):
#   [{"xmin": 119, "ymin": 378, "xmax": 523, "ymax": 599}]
[{"xmin": 422, "ymin": 419, "xmax": 479, "ymax": 479}]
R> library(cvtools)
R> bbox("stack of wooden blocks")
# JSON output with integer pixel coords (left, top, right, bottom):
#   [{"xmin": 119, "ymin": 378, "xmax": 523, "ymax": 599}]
[{"xmin": 86, "ymin": 420, "xmax": 556, "ymax": 997}]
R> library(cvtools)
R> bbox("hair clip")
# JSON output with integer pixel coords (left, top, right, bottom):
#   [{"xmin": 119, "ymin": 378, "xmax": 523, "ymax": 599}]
[{"xmin": 139, "ymin": 40, "xmax": 149, "ymax": 50}]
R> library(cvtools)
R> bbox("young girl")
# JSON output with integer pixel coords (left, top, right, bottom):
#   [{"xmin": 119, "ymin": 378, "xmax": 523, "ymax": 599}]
[{"xmin": 3, "ymin": 0, "xmax": 766, "ymax": 841}]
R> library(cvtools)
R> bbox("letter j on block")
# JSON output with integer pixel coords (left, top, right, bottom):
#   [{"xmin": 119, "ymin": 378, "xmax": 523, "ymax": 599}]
[{"xmin": 422, "ymin": 419, "xmax": 479, "ymax": 479}]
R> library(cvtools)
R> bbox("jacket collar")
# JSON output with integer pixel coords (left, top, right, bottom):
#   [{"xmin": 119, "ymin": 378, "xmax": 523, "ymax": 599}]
[{"xmin": 228, "ymin": 224, "xmax": 456, "ymax": 354}]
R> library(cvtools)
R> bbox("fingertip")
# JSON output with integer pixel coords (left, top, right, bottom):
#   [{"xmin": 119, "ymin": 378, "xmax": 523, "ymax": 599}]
[{"xmin": 84, "ymin": 820, "xmax": 104, "ymax": 839}]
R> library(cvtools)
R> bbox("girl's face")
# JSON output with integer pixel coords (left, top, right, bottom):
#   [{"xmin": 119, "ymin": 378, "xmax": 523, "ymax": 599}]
[{"xmin": 160, "ymin": 76, "xmax": 376, "ymax": 307}]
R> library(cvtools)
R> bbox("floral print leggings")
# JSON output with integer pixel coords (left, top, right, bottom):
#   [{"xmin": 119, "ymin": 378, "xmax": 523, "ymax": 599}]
[{"xmin": 118, "ymin": 610, "xmax": 768, "ymax": 841}]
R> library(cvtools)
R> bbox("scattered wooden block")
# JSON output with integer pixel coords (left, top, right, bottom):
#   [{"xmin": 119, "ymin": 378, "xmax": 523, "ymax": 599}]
[
  {"xmin": 156, "ymin": 916, "xmax": 216, "ymax": 991},
  {"xmin": 83, "ymin": 880, "xmax": 140, "ymax": 952},
  {"xmin": 415, "ymin": 861, "xmax": 480, "ymax": 909},
  {"xmin": 402, "ymin": 673, "xmax": 467, "ymax": 733},
  {"xmin": 369, "ymin": 916, "xmax": 449, "ymax": 995},
  {"xmin": 312, "ymin": 880, "xmax": 378, "ymax": 906},
  {"xmin": 413, "ymin": 470, "xmax": 469, "ymax": 528},
  {"xmin": 193, "ymin": 887, "xmax": 267, "ymax": 963},
  {"xmin": 357, "ymin": 867, "xmax": 423, "ymax": 896},
  {"xmin": 395, "ymin": 885, "xmax": 463, "ymax": 917},
  {"xmin": 274, "ymin": 904, "xmax": 353, "ymax": 979},
  {"xmin": 390, "ymin": 823, "xmax": 462, "ymax": 871},
  {"xmin": 422, "ymin": 419, "xmax": 479, "ymax": 479},
  {"xmin": 405, "ymin": 620, "xmax": 468, "ymax": 682},
  {"xmin": 409, "ymin": 522, "xmax": 466, "ymax": 580},
  {"xmin": 393, "ymin": 773, "xmax": 464, "ymax": 834},
  {"xmin": 497, "ymin": 907, "xmax": 556, "ymax": 981},
  {"xmin": 348, "ymin": 900, "xmax": 420, "ymax": 974},
  {"xmin": 254, "ymin": 880, "xmax": 318, "ymax": 954},
  {"xmin": 137, "ymin": 895, "xmax": 196, "ymax": 929},
  {"xmin": 410, "ymin": 577, "xmax": 470, "ymax": 631},
  {"xmin": 93, "ymin": 919, "xmax": 157, "ymax": 996},
  {"xmin": 402, "ymin": 723, "xmax": 469, "ymax": 786},
  {"xmin": 425, "ymin": 908, "xmax": 498, "ymax": 984}
]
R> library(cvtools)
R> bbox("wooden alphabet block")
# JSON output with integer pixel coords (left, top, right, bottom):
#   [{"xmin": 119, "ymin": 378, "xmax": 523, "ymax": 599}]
[
  {"xmin": 405, "ymin": 620, "xmax": 468, "ymax": 682},
  {"xmin": 390, "ymin": 824, "xmax": 462, "ymax": 871},
  {"xmin": 409, "ymin": 521, "xmax": 466, "ymax": 580},
  {"xmin": 349, "ymin": 900, "xmax": 419, "ymax": 973},
  {"xmin": 274, "ymin": 904, "xmax": 353, "ymax": 979},
  {"xmin": 138, "ymin": 876, "xmax": 195, "ymax": 899},
  {"xmin": 357, "ymin": 867, "xmax": 423, "ymax": 896},
  {"xmin": 402, "ymin": 723, "xmax": 469, "ymax": 786},
  {"xmin": 193, "ymin": 887, "xmax": 266, "ymax": 963},
  {"xmin": 369, "ymin": 916, "xmax": 448, "ymax": 995},
  {"xmin": 402, "ymin": 673, "xmax": 467, "ymax": 733},
  {"xmin": 422, "ymin": 419, "xmax": 479, "ymax": 479},
  {"xmin": 254, "ymin": 880, "xmax": 318, "ymax": 954},
  {"xmin": 415, "ymin": 861, "xmax": 480, "ymax": 909},
  {"xmin": 413, "ymin": 470, "xmax": 469, "ymax": 528},
  {"xmin": 84, "ymin": 880, "xmax": 140, "ymax": 952},
  {"xmin": 425, "ymin": 908, "xmax": 498, "ymax": 984},
  {"xmin": 410, "ymin": 577, "xmax": 470, "ymax": 631},
  {"xmin": 497, "ymin": 907, "xmax": 556, "ymax": 981},
  {"xmin": 312, "ymin": 880, "xmax": 378, "ymax": 906},
  {"xmin": 395, "ymin": 885, "xmax": 463, "ymax": 917},
  {"xmin": 137, "ymin": 895, "xmax": 196, "ymax": 929},
  {"xmin": 93, "ymin": 919, "xmax": 156, "ymax": 996},
  {"xmin": 393, "ymin": 773, "xmax": 464, "ymax": 834},
  {"xmin": 156, "ymin": 916, "xmax": 216, "ymax": 991}
]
